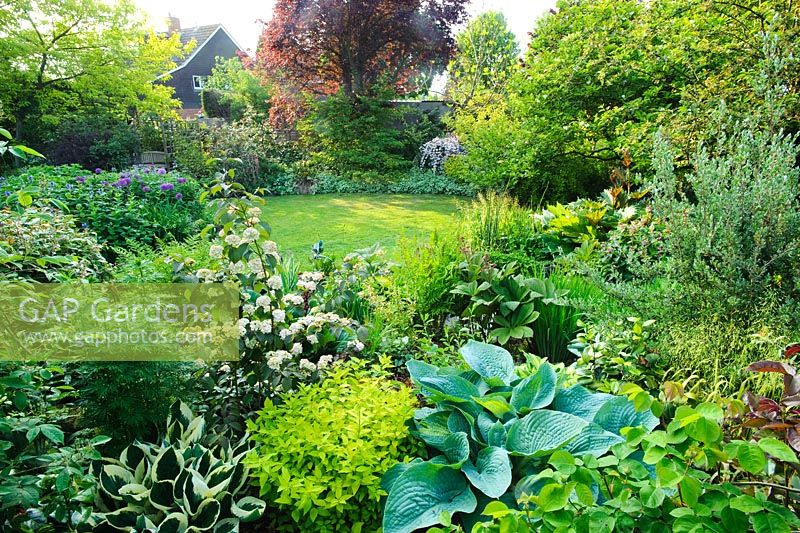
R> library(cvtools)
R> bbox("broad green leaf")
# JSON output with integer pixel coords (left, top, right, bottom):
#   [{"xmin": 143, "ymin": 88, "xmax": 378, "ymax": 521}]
[
  {"xmin": 510, "ymin": 363, "xmax": 557, "ymax": 413},
  {"xmin": 537, "ymin": 482, "xmax": 576, "ymax": 512},
  {"xmin": 729, "ymin": 495, "xmax": 763, "ymax": 513},
  {"xmin": 407, "ymin": 360, "xmax": 440, "ymax": 383},
  {"xmin": 737, "ymin": 443, "xmax": 767, "ymax": 473},
  {"xmin": 383, "ymin": 463, "xmax": 477, "ymax": 533},
  {"xmin": 459, "ymin": 340, "xmax": 515, "ymax": 386},
  {"xmin": 473, "ymin": 394, "xmax": 515, "ymax": 418},
  {"xmin": 462, "ymin": 447, "xmax": 512, "ymax": 498},
  {"xmin": 751, "ymin": 511, "xmax": 789, "ymax": 533},
  {"xmin": 679, "ymin": 476, "xmax": 702, "ymax": 507},
  {"xmin": 149, "ymin": 480, "xmax": 175, "ymax": 511},
  {"xmin": 153, "ymin": 446, "xmax": 184, "ymax": 482},
  {"xmin": 39, "ymin": 424, "xmax": 64, "ymax": 445},
  {"xmin": 757, "ymin": 438, "xmax": 798, "ymax": 463},
  {"xmin": 381, "ymin": 459, "xmax": 425, "ymax": 493},
  {"xmin": 506, "ymin": 410, "xmax": 588, "ymax": 456},
  {"xmin": 440, "ymin": 432, "xmax": 470, "ymax": 465}
]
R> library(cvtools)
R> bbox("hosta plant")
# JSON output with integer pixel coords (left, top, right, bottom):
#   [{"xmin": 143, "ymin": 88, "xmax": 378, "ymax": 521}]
[
  {"xmin": 85, "ymin": 401, "xmax": 265, "ymax": 532},
  {"xmin": 381, "ymin": 340, "xmax": 659, "ymax": 533}
]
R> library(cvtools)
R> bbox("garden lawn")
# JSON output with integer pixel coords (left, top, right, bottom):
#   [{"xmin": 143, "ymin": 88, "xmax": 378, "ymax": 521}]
[{"xmin": 263, "ymin": 194, "xmax": 467, "ymax": 264}]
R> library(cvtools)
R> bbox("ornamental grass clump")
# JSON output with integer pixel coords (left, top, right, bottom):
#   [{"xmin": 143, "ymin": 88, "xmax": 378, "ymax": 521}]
[{"xmin": 245, "ymin": 358, "xmax": 422, "ymax": 533}]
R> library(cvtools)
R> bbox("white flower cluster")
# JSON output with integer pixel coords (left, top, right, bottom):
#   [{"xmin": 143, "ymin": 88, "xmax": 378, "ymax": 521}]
[
  {"xmin": 419, "ymin": 135, "xmax": 464, "ymax": 173},
  {"xmin": 296, "ymin": 271, "xmax": 323, "ymax": 292},
  {"xmin": 283, "ymin": 294, "xmax": 304, "ymax": 306}
]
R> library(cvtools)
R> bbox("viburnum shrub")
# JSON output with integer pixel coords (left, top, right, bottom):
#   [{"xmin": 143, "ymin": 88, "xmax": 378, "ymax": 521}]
[
  {"xmin": 246, "ymin": 358, "xmax": 422, "ymax": 533},
  {"xmin": 419, "ymin": 135, "xmax": 464, "ymax": 174},
  {"xmin": 188, "ymin": 174, "xmax": 363, "ymax": 418}
]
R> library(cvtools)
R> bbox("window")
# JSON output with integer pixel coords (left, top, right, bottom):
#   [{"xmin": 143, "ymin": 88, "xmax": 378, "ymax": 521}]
[{"xmin": 192, "ymin": 75, "xmax": 204, "ymax": 91}]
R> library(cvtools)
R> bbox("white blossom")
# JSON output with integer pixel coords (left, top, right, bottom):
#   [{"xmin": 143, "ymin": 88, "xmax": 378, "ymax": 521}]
[{"xmin": 209, "ymin": 245, "xmax": 223, "ymax": 259}]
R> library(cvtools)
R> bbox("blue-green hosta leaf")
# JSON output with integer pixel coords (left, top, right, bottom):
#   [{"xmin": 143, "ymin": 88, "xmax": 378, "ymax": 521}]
[
  {"xmin": 477, "ymin": 412, "xmax": 497, "ymax": 443},
  {"xmin": 563, "ymin": 423, "xmax": 625, "ymax": 457},
  {"xmin": 231, "ymin": 495, "xmax": 266, "ymax": 522},
  {"xmin": 439, "ymin": 432, "xmax": 470, "ymax": 466},
  {"xmin": 192, "ymin": 498, "xmax": 221, "ymax": 529},
  {"xmin": 150, "ymin": 480, "xmax": 176, "ymax": 511},
  {"xmin": 418, "ymin": 375, "xmax": 480, "ymax": 403},
  {"xmin": 158, "ymin": 512, "xmax": 188, "ymax": 533},
  {"xmin": 506, "ymin": 410, "xmax": 588, "ymax": 456},
  {"xmin": 514, "ymin": 475, "xmax": 549, "ymax": 501},
  {"xmin": 462, "ymin": 447, "xmax": 512, "ymax": 498},
  {"xmin": 459, "ymin": 340, "xmax": 515, "ymax": 386},
  {"xmin": 407, "ymin": 360, "xmax": 440, "ymax": 383},
  {"xmin": 552, "ymin": 385, "xmax": 615, "ymax": 421},
  {"xmin": 383, "ymin": 461, "xmax": 422, "ymax": 493},
  {"xmin": 593, "ymin": 397, "xmax": 659, "ymax": 435},
  {"xmin": 153, "ymin": 446, "xmax": 184, "ymax": 483},
  {"xmin": 487, "ymin": 422, "xmax": 507, "ymax": 447},
  {"xmin": 383, "ymin": 463, "xmax": 477, "ymax": 533},
  {"xmin": 510, "ymin": 363, "xmax": 557, "ymax": 413},
  {"xmin": 448, "ymin": 411, "xmax": 472, "ymax": 435},
  {"xmin": 414, "ymin": 411, "xmax": 452, "ymax": 449},
  {"xmin": 473, "ymin": 393, "xmax": 516, "ymax": 418},
  {"xmin": 100, "ymin": 465, "xmax": 135, "ymax": 499}
]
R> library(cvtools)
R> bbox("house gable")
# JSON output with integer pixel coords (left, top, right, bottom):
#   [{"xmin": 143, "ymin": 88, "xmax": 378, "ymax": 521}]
[{"xmin": 163, "ymin": 25, "xmax": 244, "ymax": 112}]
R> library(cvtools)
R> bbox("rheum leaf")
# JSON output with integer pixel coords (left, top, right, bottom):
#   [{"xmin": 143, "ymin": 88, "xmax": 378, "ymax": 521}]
[
  {"xmin": 383, "ymin": 463, "xmax": 477, "ymax": 533},
  {"xmin": 462, "ymin": 447, "xmax": 512, "ymax": 498},
  {"xmin": 459, "ymin": 340, "xmax": 515, "ymax": 386}
]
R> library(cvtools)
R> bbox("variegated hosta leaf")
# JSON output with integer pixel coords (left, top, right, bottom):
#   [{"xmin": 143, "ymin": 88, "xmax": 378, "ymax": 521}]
[
  {"xmin": 118, "ymin": 482, "xmax": 149, "ymax": 505},
  {"xmin": 192, "ymin": 498, "xmax": 221, "ymax": 530},
  {"xmin": 159, "ymin": 512, "xmax": 189, "ymax": 533},
  {"xmin": 231, "ymin": 496, "xmax": 266, "ymax": 522},
  {"xmin": 153, "ymin": 446, "xmax": 184, "ymax": 483},
  {"xmin": 100, "ymin": 465, "xmax": 136, "ymax": 499},
  {"xmin": 150, "ymin": 480, "xmax": 176, "ymax": 512}
]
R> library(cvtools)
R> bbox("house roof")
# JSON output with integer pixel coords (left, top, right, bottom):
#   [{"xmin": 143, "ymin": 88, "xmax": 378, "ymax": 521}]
[{"xmin": 168, "ymin": 24, "xmax": 245, "ymax": 74}]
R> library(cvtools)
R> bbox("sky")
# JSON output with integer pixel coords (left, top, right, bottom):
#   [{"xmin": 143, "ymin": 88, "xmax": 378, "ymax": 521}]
[{"xmin": 134, "ymin": 0, "xmax": 558, "ymax": 55}]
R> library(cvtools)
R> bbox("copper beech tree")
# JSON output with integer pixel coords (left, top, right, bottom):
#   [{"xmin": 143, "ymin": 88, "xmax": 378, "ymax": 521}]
[{"xmin": 255, "ymin": 0, "xmax": 469, "ymax": 127}]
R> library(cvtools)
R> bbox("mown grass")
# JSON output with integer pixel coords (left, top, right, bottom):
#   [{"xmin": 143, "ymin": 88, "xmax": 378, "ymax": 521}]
[{"xmin": 262, "ymin": 194, "xmax": 467, "ymax": 264}]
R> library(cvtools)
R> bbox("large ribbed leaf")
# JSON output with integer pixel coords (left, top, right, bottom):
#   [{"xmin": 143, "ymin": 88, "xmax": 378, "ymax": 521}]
[
  {"xmin": 462, "ymin": 447, "xmax": 512, "ymax": 498},
  {"xmin": 510, "ymin": 363, "xmax": 557, "ymax": 413},
  {"xmin": 415, "ymin": 411, "xmax": 452, "ymax": 449},
  {"xmin": 418, "ymin": 375, "xmax": 480, "ymax": 403},
  {"xmin": 383, "ymin": 463, "xmax": 477, "ymax": 533},
  {"xmin": 487, "ymin": 422, "xmax": 507, "ymax": 447},
  {"xmin": 100, "ymin": 465, "xmax": 135, "ymax": 499},
  {"xmin": 593, "ymin": 396, "xmax": 659, "ymax": 434},
  {"xmin": 407, "ymin": 360, "xmax": 440, "ymax": 383},
  {"xmin": 231, "ymin": 496, "xmax": 266, "ymax": 522},
  {"xmin": 381, "ymin": 459, "xmax": 425, "ymax": 493},
  {"xmin": 439, "ymin": 432, "xmax": 470, "ymax": 465},
  {"xmin": 563, "ymin": 423, "xmax": 625, "ymax": 457},
  {"xmin": 473, "ymin": 393, "xmax": 516, "ymax": 418},
  {"xmin": 552, "ymin": 385, "xmax": 615, "ymax": 421},
  {"xmin": 459, "ymin": 340, "xmax": 515, "ymax": 386},
  {"xmin": 506, "ymin": 410, "xmax": 588, "ymax": 456}
]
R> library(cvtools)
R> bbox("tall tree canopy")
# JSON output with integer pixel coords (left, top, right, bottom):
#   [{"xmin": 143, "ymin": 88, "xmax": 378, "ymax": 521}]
[
  {"xmin": 255, "ymin": 0, "xmax": 469, "ymax": 126},
  {"xmin": 446, "ymin": 11, "xmax": 520, "ymax": 106},
  {"xmin": 0, "ymin": 0, "xmax": 187, "ymax": 143}
]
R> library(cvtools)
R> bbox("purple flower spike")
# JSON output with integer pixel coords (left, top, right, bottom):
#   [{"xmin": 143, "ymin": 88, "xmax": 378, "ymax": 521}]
[
  {"xmin": 175, "ymin": 193, "xmax": 183, "ymax": 200},
  {"xmin": 160, "ymin": 183, "xmax": 174, "ymax": 191},
  {"xmin": 94, "ymin": 168, "xmax": 102, "ymax": 174},
  {"xmin": 142, "ymin": 185, "xmax": 151, "ymax": 193},
  {"xmin": 157, "ymin": 168, "xmax": 167, "ymax": 175},
  {"xmin": 176, "ymin": 177, "xmax": 187, "ymax": 184},
  {"xmin": 75, "ymin": 176, "xmax": 86, "ymax": 184},
  {"xmin": 101, "ymin": 180, "xmax": 109, "ymax": 186}
]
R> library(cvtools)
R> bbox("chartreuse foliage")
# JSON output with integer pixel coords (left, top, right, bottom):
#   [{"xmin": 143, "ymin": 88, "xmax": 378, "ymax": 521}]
[
  {"xmin": 381, "ymin": 340, "xmax": 659, "ymax": 533},
  {"xmin": 86, "ymin": 401, "xmax": 265, "ymax": 532},
  {"xmin": 245, "ymin": 359, "xmax": 423, "ymax": 532}
]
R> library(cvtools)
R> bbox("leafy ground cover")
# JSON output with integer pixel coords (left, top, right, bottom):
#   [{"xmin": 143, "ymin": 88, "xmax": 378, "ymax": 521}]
[{"xmin": 263, "ymin": 193, "xmax": 466, "ymax": 263}]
